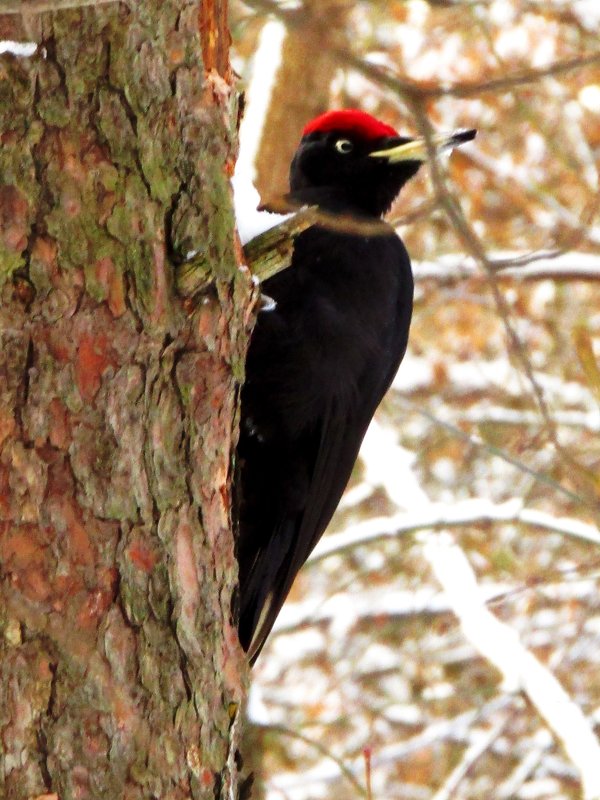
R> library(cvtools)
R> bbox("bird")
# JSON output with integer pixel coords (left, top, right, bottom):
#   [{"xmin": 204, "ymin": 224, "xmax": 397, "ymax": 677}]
[{"xmin": 236, "ymin": 109, "xmax": 475, "ymax": 662}]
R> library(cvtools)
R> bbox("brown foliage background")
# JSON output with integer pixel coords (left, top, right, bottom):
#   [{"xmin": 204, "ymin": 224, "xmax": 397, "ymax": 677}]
[{"xmin": 232, "ymin": 1, "xmax": 600, "ymax": 798}]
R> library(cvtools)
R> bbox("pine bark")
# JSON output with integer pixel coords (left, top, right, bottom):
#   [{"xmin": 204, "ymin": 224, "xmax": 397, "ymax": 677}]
[{"xmin": 0, "ymin": 2, "xmax": 250, "ymax": 798}]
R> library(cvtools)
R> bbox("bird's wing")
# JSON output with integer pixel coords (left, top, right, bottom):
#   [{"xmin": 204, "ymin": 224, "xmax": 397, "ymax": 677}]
[{"xmin": 244, "ymin": 328, "xmax": 407, "ymax": 663}]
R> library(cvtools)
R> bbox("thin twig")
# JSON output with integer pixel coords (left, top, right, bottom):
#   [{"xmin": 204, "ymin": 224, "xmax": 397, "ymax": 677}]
[
  {"xmin": 255, "ymin": 722, "xmax": 367, "ymax": 796},
  {"xmin": 496, "ymin": 729, "xmax": 552, "ymax": 799},
  {"xmin": 261, "ymin": 696, "xmax": 516, "ymax": 792},
  {"xmin": 337, "ymin": 50, "xmax": 600, "ymax": 101},
  {"xmin": 425, "ymin": 52, "xmax": 600, "ymax": 98},
  {"xmin": 410, "ymin": 100, "xmax": 600, "ymax": 515},
  {"xmin": 425, "ymin": 535, "xmax": 600, "ymax": 800},
  {"xmin": 404, "ymin": 402, "xmax": 586, "ymax": 507},
  {"xmin": 406, "ymin": 99, "xmax": 566, "ymax": 464},
  {"xmin": 430, "ymin": 713, "xmax": 511, "ymax": 800},
  {"xmin": 240, "ymin": 1, "xmax": 600, "ymax": 101}
]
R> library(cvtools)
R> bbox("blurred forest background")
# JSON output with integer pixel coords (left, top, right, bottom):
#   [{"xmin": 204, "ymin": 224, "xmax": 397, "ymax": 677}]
[{"xmin": 230, "ymin": 1, "xmax": 600, "ymax": 798}]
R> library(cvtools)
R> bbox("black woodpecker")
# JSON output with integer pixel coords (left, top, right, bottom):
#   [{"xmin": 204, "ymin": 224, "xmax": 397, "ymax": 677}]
[{"xmin": 237, "ymin": 109, "xmax": 475, "ymax": 662}]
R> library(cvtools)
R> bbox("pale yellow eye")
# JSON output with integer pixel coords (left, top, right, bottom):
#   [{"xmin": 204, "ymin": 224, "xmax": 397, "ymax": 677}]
[{"xmin": 335, "ymin": 139, "xmax": 354, "ymax": 154}]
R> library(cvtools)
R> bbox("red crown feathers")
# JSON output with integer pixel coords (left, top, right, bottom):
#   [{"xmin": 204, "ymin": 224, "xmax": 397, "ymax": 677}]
[{"xmin": 302, "ymin": 109, "xmax": 398, "ymax": 140}]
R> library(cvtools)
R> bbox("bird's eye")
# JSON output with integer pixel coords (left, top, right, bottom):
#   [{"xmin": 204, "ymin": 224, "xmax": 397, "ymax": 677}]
[{"xmin": 334, "ymin": 139, "xmax": 354, "ymax": 154}]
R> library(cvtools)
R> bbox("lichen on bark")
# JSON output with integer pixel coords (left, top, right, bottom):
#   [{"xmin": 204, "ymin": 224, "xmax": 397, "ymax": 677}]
[{"xmin": 0, "ymin": 2, "xmax": 249, "ymax": 798}]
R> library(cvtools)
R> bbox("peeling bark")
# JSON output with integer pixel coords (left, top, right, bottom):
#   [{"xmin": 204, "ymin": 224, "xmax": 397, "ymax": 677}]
[{"xmin": 0, "ymin": 2, "xmax": 249, "ymax": 798}]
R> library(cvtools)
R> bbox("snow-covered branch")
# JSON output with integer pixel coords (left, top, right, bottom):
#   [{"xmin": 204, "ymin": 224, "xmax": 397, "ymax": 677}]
[
  {"xmin": 309, "ymin": 498, "xmax": 600, "ymax": 564},
  {"xmin": 412, "ymin": 252, "xmax": 600, "ymax": 282},
  {"xmin": 424, "ymin": 535, "xmax": 600, "ymax": 800}
]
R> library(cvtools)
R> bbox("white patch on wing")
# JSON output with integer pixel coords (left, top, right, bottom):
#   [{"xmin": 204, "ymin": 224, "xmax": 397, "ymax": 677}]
[{"xmin": 259, "ymin": 294, "xmax": 277, "ymax": 313}]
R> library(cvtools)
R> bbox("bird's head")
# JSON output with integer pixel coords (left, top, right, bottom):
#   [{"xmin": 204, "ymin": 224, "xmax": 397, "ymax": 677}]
[{"xmin": 289, "ymin": 109, "xmax": 475, "ymax": 218}]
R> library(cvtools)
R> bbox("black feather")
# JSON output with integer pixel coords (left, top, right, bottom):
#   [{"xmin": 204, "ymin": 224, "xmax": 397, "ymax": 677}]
[
  {"xmin": 236, "ymin": 111, "xmax": 473, "ymax": 661},
  {"xmin": 237, "ymin": 224, "xmax": 413, "ymax": 661}
]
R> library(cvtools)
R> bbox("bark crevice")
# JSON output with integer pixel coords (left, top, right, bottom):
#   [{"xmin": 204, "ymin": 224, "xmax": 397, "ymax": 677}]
[{"xmin": 0, "ymin": 2, "xmax": 248, "ymax": 797}]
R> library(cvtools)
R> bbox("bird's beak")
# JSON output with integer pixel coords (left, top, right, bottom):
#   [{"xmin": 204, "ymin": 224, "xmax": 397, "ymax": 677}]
[{"xmin": 368, "ymin": 129, "xmax": 476, "ymax": 163}]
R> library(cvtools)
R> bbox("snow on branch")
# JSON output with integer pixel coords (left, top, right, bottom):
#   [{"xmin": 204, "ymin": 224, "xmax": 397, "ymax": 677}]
[
  {"xmin": 0, "ymin": 41, "xmax": 37, "ymax": 55},
  {"xmin": 308, "ymin": 498, "xmax": 600, "ymax": 564},
  {"xmin": 412, "ymin": 251, "xmax": 600, "ymax": 282},
  {"xmin": 424, "ymin": 534, "xmax": 600, "ymax": 800},
  {"xmin": 450, "ymin": 405, "xmax": 600, "ymax": 434},
  {"xmin": 262, "ymin": 696, "xmax": 515, "ymax": 794},
  {"xmin": 429, "ymin": 711, "xmax": 511, "ymax": 800},
  {"xmin": 270, "ymin": 580, "xmax": 514, "ymax": 638}
]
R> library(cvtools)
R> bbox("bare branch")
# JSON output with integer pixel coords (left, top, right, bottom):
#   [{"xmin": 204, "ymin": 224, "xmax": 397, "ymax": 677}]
[
  {"xmin": 403, "ymin": 100, "xmax": 595, "ymax": 506},
  {"xmin": 430, "ymin": 713, "xmax": 511, "ymax": 800},
  {"xmin": 424, "ymin": 535, "xmax": 600, "ymax": 800},
  {"xmin": 496, "ymin": 730, "xmax": 552, "ymax": 799},
  {"xmin": 253, "ymin": 721, "xmax": 367, "ymax": 796},
  {"xmin": 447, "ymin": 405, "xmax": 600, "ymax": 435},
  {"xmin": 308, "ymin": 498, "xmax": 600, "ymax": 564},
  {"xmin": 259, "ymin": 696, "xmax": 517, "ymax": 793},
  {"xmin": 241, "ymin": 206, "xmax": 392, "ymax": 282},
  {"xmin": 239, "ymin": 1, "xmax": 600, "ymax": 103},
  {"xmin": 400, "ymin": 394, "xmax": 587, "ymax": 511},
  {"xmin": 336, "ymin": 49, "xmax": 600, "ymax": 101},
  {"xmin": 423, "ymin": 52, "xmax": 600, "ymax": 98}
]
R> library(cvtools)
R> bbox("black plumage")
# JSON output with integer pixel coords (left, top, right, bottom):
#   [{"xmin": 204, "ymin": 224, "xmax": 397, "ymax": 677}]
[{"xmin": 236, "ymin": 110, "xmax": 475, "ymax": 661}]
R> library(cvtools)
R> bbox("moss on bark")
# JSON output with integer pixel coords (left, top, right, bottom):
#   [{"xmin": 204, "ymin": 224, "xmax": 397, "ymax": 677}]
[{"xmin": 0, "ymin": 2, "xmax": 249, "ymax": 798}]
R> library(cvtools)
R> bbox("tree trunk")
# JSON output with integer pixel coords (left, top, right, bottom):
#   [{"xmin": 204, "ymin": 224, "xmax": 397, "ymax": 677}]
[
  {"xmin": 253, "ymin": 0, "xmax": 353, "ymax": 205},
  {"xmin": 0, "ymin": 2, "xmax": 250, "ymax": 798}
]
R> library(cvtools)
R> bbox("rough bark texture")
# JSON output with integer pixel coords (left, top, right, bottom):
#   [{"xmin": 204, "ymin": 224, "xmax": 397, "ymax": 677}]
[{"xmin": 0, "ymin": 2, "xmax": 250, "ymax": 798}]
